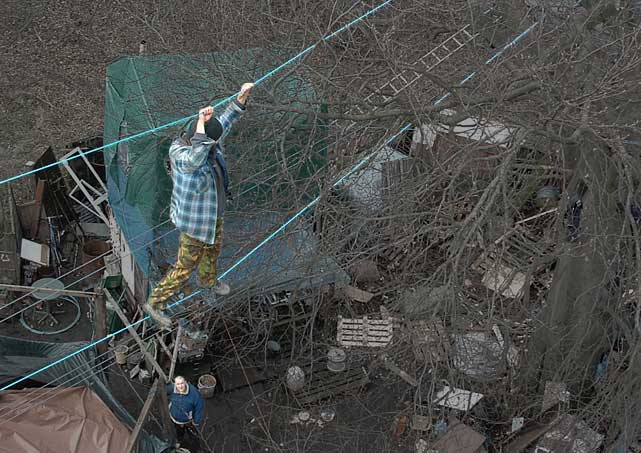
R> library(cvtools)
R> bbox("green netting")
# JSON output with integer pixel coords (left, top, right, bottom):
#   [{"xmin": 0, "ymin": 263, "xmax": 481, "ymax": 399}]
[{"xmin": 104, "ymin": 48, "xmax": 326, "ymax": 227}]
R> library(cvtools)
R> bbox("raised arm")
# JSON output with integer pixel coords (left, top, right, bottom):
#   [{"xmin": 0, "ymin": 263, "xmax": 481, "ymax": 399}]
[
  {"xmin": 217, "ymin": 83, "xmax": 254, "ymax": 142},
  {"xmin": 169, "ymin": 107, "xmax": 217, "ymax": 172}
]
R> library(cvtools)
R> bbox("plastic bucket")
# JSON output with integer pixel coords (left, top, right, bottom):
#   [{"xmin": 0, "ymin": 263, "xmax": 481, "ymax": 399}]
[
  {"xmin": 114, "ymin": 344, "xmax": 129, "ymax": 365},
  {"xmin": 198, "ymin": 374, "xmax": 217, "ymax": 398}
]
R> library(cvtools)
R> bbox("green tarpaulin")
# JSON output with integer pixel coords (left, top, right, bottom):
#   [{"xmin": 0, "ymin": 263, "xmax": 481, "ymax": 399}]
[{"xmin": 104, "ymin": 48, "xmax": 326, "ymax": 227}]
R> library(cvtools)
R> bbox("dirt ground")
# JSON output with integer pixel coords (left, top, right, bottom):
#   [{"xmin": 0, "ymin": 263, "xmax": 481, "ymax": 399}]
[
  {"xmin": 1, "ymin": 1, "xmax": 128, "ymax": 179},
  {"xmin": 0, "ymin": 0, "xmax": 266, "ymax": 187}
]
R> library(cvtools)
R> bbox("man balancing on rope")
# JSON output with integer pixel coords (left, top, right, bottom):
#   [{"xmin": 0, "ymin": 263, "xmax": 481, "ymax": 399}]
[{"xmin": 143, "ymin": 83, "xmax": 254, "ymax": 329}]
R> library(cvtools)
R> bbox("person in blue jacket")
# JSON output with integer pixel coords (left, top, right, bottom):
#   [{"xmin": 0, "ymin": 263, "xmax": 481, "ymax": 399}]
[{"xmin": 166, "ymin": 375, "xmax": 205, "ymax": 445}]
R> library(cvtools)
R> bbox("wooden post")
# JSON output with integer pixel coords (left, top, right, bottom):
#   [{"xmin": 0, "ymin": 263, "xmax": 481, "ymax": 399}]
[
  {"xmin": 155, "ymin": 333, "xmax": 173, "ymax": 361},
  {"xmin": 105, "ymin": 291, "xmax": 168, "ymax": 382},
  {"xmin": 126, "ymin": 378, "xmax": 159, "ymax": 453},
  {"xmin": 157, "ymin": 376, "xmax": 176, "ymax": 444},
  {"xmin": 381, "ymin": 354, "xmax": 419, "ymax": 387},
  {"xmin": 94, "ymin": 286, "xmax": 107, "ymax": 355},
  {"xmin": 168, "ymin": 325, "xmax": 182, "ymax": 382},
  {"xmin": 0, "ymin": 283, "xmax": 96, "ymax": 298}
]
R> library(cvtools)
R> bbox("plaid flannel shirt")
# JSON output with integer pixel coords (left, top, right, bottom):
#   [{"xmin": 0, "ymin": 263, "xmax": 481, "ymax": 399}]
[{"xmin": 169, "ymin": 100, "xmax": 245, "ymax": 244}]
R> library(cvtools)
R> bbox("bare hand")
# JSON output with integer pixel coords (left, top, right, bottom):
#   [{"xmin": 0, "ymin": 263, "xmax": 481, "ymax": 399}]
[
  {"xmin": 198, "ymin": 106, "xmax": 214, "ymax": 123},
  {"xmin": 196, "ymin": 106, "xmax": 214, "ymax": 134},
  {"xmin": 236, "ymin": 83, "xmax": 254, "ymax": 105}
]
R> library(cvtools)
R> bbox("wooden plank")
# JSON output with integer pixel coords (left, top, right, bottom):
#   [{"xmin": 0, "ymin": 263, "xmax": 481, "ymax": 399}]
[
  {"xmin": 340, "ymin": 341, "xmax": 389, "ymax": 347},
  {"xmin": 339, "ymin": 332, "xmax": 392, "ymax": 339},
  {"xmin": 15, "ymin": 180, "xmax": 43, "ymax": 240},
  {"xmin": 339, "ymin": 331, "xmax": 393, "ymax": 337},
  {"xmin": 339, "ymin": 330, "xmax": 393, "ymax": 335},
  {"xmin": 94, "ymin": 290, "xmax": 107, "ymax": 355},
  {"xmin": 339, "ymin": 334, "xmax": 393, "ymax": 340},
  {"xmin": 339, "ymin": 329, "xmax": 393, "ymax": 336},
  {"xmin": 155, "ymin": 333, "xmax": 173, "ymax": 360},
  {"xmin": 168, "ymin": 325, "xmax": 182, "ymax": 381},
  {"xmin": 106, "ymin": 291, "xmax": 168, "ymax": 381},
  {"xmin": 133, "ymin": 261, "xmax": 149, "ymax": 307},
  {"xmin": 339, "ymin": 318, "xmax": 394, "ymax": 326},
  {"xmin": 340, "ymin": 329, "xmax": 392, "ymax": 334},
  {"xmin": 296, "ymin": 366, "xmax": 369, "ymax": 404},
  {"xmin": 502, "ymin": 423, "xmax": 551, "ymax": 453},
  {"xmin": 297, "ymin": 364, "xmax": 366, "ymax": 390},
  {"xmin": 341, "ymin": 285, "xmax": 374, "ymax": 303},
  {"xmin": 340, "ymin": 329, "xmax": 393, "ymax": 336},
  {"xmin": 0, "ymin": 283, "xmax": 97, "ymax": 298},
  {"xmin": 339, "ymin": 328, "xmax": 393, "ymax": 334},
  {"xmin": 157, "ymin": 377, "xmax": 176, "ymax": 444},
  {"xmin": 126, "ymin": 378, "xmax": 159, "ymax": 453},
  {"xmin": 34, "ymin": 147, "xmax": 78, "ymax": 222},
  {"xmin": 34, "ymin": 178, "xmax": 45, "ymax": 204},
  {"xmin": 340, "ymin": 341, "xmax": 391, "ymax": 347},
  {"xmin": 381, "ymin": 354, "xmax": 418, "ymax": 387}
]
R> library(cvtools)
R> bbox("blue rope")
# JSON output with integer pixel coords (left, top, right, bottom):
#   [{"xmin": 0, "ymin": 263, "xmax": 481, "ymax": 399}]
[
  {"xmin": 0, "ymin": 0, "xmax": 393, "ymax": 187},
  {"xmin": 0, "ymin": 19, "xmax": 540, "ymax": 394}
]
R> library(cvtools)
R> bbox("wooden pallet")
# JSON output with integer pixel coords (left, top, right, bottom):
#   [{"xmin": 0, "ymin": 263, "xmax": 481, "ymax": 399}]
[
  {"xmin": 337, "ymin": 316, "xmax": 393, "ymax": 347},
  {"xmin": 293, "ymin": 363, "xmax": 370, "ymax": 405},
  {"xmin": 473, "ymin": 228, "xmax": 556, "ymax": 273}
]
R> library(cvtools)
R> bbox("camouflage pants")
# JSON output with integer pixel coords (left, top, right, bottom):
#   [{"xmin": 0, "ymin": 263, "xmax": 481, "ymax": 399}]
[{"xmin": 147, "ymin": 219, "xmax": 223, "ymax": 309}]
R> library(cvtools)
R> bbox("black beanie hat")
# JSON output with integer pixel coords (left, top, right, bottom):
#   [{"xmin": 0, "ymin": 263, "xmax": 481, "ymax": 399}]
[{"xmin": 183, "ymin": 116, "xmax": 223, "ymax": 142}]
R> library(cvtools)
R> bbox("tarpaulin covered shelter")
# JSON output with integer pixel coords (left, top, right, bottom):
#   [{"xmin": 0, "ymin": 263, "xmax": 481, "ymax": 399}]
[
  {"xmin": 0, "ymin": 335, "xmax": 166, "ymax": 453},
  {"xmin": 103, "ymin": 48, "xmax": 348, "ymax": 295},
  {"xmin": 0, "ymin": 387, "xmax": 130, "ymax": 453}
]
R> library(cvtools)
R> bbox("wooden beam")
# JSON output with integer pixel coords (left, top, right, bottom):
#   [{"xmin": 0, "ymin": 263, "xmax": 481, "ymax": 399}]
[
  {"xmin": 168, "ymin": 325, "xmax": 182, "ymax": 382},
  {"xmin": 341, "ymin": 284, "xmax": 375, "ymax": 303},
  {"xmin": 105, "ymin": 291, "xmax": 168, "ymax": 381},
  {"xmin": 34, "ymin": 179, "xmax": 45, "ymax": 204},
  {"xmin": 381, "ymin": 354, "xmax": 418, "ymax": 387},
  {"xmin": 157, "ymin": 376, "xmax": 176, "ymax": 444},
  {"xmin": 126, "ymin": 378, "xmax": 159, "ymax": 453},
  {"xmin": 94, "ymin": 289, "xmax": 107, "ymax": 355},
  {"xmin": 0, "ymin": 283, "xmax": 97, "ymax": 298},
  {"xmin": 155, "ymin": 333, "xmax": 173, "ymax": 360}
]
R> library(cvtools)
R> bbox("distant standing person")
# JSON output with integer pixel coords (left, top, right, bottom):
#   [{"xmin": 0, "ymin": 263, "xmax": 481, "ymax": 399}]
[
  {"xmin": 143, "ymin": 83, "xmax": 254, "ymax": 328},
  {"xmin": 167, "ymin": 375, "xmax": 205, "ymax": 447}
]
